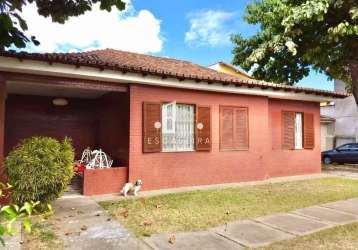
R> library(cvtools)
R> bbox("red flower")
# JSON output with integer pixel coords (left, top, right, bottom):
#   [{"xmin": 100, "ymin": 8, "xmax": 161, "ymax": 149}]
[{"xmin": 74, "ymin": 163, "xmax": 86, "ymax": 173}]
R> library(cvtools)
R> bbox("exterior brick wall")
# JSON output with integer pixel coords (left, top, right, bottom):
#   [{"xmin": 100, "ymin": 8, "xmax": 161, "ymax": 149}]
[
  {"xmin": 0, "ymin": 81, "xmax": 322, "ymax": 194},
  {"xmin": 83, "ymin": 167, "xmax": 128, "ymax": 195},
  {"xmin": 267, "ymin": 99, "xmax": 321, "ymax": 177},
  {"xmin": 5, "ymin": 93, "xmax": 129, "ymax": 165},
  {"xmin": 128, "ymin": 84, "xmax": 321, "ymax": 191},
  {"xmin": 97, "ymin": 92, "xmax": 129, "ymax": 166},
  {"xmin": 5, "ymin": 94, "xmax": 99, "ymax": 158}
]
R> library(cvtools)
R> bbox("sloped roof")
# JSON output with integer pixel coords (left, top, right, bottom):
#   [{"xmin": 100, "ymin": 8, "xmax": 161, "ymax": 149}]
[{"xmin": 0, "ymin": 49, "xmax": 347, "ymax": 98}]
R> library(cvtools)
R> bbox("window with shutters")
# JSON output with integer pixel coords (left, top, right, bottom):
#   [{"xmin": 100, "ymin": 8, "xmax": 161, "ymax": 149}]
[
  {"xmin": 282, "ymin": 111, "xmax": 314, "ymax": 150},
  {"xmin": 162, "ymin": 103, "xmax": 195, "ymax": 152},
  {"xmin": 220, "ymin": 106, "xmax": 249, "ymax": 151},
  {"xmin": 143, "ymin": 102, "xmax": 211, "ymax": 153}
]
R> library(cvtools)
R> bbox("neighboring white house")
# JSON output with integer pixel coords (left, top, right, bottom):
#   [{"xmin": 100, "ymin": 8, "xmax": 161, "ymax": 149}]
[
  {"xmin": 208, "ymin": 61, "xmax": 252, "ymax": 79},
  {"xmin": 321, "ymin": 80, "xmax": 358, "ymax": 151},
  {"xmin": 320, "ymin": 114, "xmax": 335, "ymax": 151}
]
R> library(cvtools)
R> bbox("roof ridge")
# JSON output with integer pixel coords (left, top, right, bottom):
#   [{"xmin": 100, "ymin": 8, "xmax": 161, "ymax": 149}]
[
  {"xmin": 90, "ymin": 48, "xmax": 246, "ymax": 80},
  {"xmin": 90, "ymin": 48, "xmax": 197, "ymax": 65},
  {"xmin": 49, "ymin": 48, "xmax": 219, "ymax": 75}
]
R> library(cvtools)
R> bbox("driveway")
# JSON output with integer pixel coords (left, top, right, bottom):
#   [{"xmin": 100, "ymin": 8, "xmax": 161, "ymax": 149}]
[{"xmin": 324, "ymin": 164, "xmax": 358, "ymax": 179}]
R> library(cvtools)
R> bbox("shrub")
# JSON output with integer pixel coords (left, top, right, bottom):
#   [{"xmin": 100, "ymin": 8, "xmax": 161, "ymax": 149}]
[{"xmin": 5, "ymin": 137, "xmax": 74, "ymax": 205}]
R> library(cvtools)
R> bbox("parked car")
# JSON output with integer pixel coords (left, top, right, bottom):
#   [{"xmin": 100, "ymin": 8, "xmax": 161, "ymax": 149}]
[{"xmin": 322, "ymin": 143, "xmax": 358, "ymax": 164}]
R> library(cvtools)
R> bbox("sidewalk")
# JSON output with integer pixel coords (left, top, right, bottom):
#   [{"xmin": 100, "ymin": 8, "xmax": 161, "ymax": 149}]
[
  {"xmin": 51, "ymin": 193, "xmax": 150, "ymax": 250},
  {"xmin": 143, "ymin": 197, "xmax": 358, "ymax": 249}
]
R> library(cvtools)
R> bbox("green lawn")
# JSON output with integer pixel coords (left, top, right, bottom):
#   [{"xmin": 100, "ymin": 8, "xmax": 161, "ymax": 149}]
[
  {"xmin": 100, "ymin": 177, "xmax": 358, "ymax": 236},
  {"xmin": 259, "ymin": 222, "xmax": 358, "ymax": 250}
]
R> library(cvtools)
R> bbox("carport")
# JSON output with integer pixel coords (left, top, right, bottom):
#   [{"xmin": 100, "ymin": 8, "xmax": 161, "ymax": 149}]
[{"xmin": 0, "ymin": 73, "xmax": 129, "ymax": 194}]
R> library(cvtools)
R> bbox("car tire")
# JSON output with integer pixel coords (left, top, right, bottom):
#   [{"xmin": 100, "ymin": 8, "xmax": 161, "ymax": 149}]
[{"xmin": 323, "ymin": 157, "xmax": 332, "ymax": 164}]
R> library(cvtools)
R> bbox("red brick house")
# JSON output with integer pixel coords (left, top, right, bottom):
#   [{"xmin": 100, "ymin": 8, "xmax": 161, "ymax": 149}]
[{"xmin": 0, "ymin": 49, "xmax": 346, "ymax": 195}]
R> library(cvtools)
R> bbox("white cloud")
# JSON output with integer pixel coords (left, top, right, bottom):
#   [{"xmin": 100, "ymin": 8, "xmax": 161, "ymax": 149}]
[
  {"xmin": 185, "ymin": 10, "xmax": 236, "ymax": 47},
  {"xmin": 20, "ymin": 0, "xmax": 163, "ymax": 53}
]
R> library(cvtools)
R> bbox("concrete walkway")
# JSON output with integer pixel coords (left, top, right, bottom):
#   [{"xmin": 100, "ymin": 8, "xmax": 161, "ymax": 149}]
[
  {"xmin": 52, "ymin": 193, "xmax": 150, "ymax": 250},
  {"xmin": 2, "ymin": 222, "xmax": 21, "ymax": 250},
  {"xmin": 143, "ymin": 197, "xmax": 358, "ymax": 249}
]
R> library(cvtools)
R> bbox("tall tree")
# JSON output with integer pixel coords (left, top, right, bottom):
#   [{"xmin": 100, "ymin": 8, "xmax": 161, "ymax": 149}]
[
  {"xmin": 232, "ymin": 0, "xmax": 358, "ymax": 101},
  {"xmin": 0, "ymin": 0, "xmax": 126, "ymax": 50}
]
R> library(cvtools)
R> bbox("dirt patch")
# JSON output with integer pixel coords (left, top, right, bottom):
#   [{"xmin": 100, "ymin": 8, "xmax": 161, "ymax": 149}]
[{"xmin": 22, "ymin": 219, "xmax": 63, "ymax": 250}]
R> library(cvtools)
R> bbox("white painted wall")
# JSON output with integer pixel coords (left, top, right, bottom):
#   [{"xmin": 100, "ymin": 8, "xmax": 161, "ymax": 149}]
[
  {"xmin": 321, "ymin": 80, "xmax": 358, "ymax": 147},
  {"xmin": 320, "ymin": 122, "xmax": 335, "ymax": 151}
]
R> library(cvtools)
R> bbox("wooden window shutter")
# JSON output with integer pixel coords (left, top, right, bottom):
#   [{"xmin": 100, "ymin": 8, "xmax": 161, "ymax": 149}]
[
  {"xmin": 143, "ymin": 102, "xmax": 162, "ymax": 152},
  {"xmin": 234, "ymin": 108, "xmax": 249, "ymax": 150},
  {"xmin": 196, "ymin": 106, "xmax": 211, "ymax": 151},
  {"xmin": 220, "ymin": 107, "xmax": 234, "ymax": 150},
  {"xmin": 220, "ymin": 106, "xmax": 249, "ymax": 150},
  {"xmin": 303, "ymin": 113, "xmax": 315, "ymax": 149},
  {"xmin": 282, "ymin": 111, "xmax": 295, "ymax": 150}
]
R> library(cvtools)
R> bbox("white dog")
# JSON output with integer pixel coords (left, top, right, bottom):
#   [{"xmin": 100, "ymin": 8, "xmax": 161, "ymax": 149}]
[{"xmin": 121, "ymin": 180, "xmax": 142, "ymax": 197}]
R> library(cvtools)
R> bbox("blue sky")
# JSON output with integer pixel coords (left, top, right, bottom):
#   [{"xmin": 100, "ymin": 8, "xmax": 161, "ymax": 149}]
[
  {"xmin": 22, "ymin": 0, "xmax": 334, "ymax": 91},
  {"xmin": 133, "ymin": 0, "xmax": 333, "ymax": 91}
]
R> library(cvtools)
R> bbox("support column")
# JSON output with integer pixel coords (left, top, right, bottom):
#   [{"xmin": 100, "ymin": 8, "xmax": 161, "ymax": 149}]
[{"xmin": 0, "ymin": 76, "xmax": 6, "ymax": 180}]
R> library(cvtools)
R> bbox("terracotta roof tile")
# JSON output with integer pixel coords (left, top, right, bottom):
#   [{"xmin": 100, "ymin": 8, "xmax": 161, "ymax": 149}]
[{"xmin": 0, "ymin": 49, "xmax": 348, "ymax": 98}]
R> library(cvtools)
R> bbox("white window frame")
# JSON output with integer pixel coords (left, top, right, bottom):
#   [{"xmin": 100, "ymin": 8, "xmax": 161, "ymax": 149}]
[
  {"xmin": 162, "ymin": 103, "xmax": 195, "ymax": 152},
  {"xmin": 162, "ymin": 101, "xmax": 176, "ymax": 134},
  {"xmin": 294, "ymin": 112, "xmax": 303, "ymax": 149}
]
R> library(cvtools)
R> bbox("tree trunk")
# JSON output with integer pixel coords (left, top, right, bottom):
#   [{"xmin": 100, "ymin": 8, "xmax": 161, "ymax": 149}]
[{"xmin": 350, "ymin": 61, "xmax": 358, "ymax": 105}]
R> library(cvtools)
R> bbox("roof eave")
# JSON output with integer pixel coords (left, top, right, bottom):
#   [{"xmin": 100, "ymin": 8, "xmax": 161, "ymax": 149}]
[{"xmin": 0, "ymin": 55, "xmax": 347, "ymax": 101}]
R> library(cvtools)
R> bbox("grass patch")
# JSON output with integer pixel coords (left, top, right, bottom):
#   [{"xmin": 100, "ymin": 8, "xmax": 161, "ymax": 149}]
[
  {"xmin": 23, "ymin": 221, "xmax": 62, "ymax": 250},
  {"xmin": 100, "ymin": 177, "xmax": 358, "ymax": 236},
  {"xmin": 259, "ymin": 222, "xmax": 358, "ymax": 250}
]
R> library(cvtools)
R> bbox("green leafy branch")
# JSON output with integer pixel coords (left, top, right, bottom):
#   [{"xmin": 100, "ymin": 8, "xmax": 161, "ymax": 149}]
[{"xmin": 0, "ymin": 182, "xmax": 45, "ymax": 246}]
